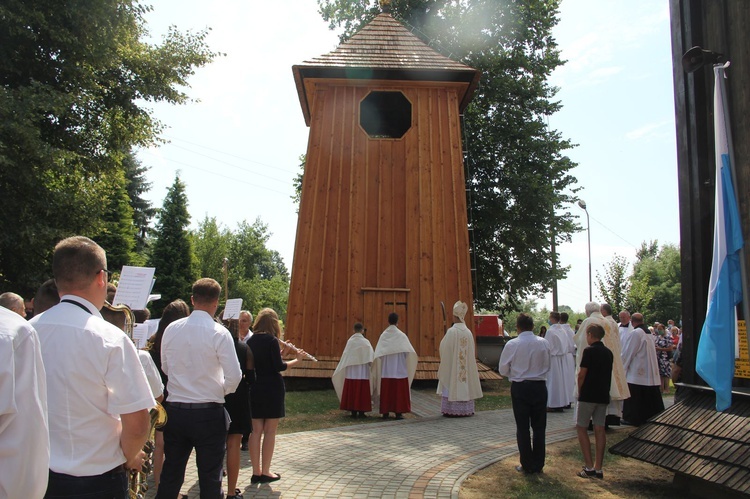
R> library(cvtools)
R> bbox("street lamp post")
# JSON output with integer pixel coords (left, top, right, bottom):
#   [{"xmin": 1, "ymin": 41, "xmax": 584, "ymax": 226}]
[{"xmin": 578, "ymin": 199, "xmax": 592, "ymax": 302}]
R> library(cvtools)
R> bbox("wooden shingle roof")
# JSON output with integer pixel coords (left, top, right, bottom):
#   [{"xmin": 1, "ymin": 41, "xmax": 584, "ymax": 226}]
[
  {"xmin": 292, "ymin": 12, "xmax": 480, "ymax": 125},
  {"xmin": 610, "ymin": 386, "xmax": 750, "ymax": 495},
  {"xmin": 299, "ymin": 13, "xmax": 473, "ymax": 71}
]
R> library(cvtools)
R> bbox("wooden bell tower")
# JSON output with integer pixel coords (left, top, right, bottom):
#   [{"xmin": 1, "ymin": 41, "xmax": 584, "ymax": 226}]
[{"xmin": 287, "ymin": 11, "xmax": 480, "ymax": 363}]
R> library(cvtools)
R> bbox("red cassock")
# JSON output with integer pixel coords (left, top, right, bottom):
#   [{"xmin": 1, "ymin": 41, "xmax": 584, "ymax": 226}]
[{"xmin": 340, "ymin": 378, "xmax": 372, "ymax": 412}]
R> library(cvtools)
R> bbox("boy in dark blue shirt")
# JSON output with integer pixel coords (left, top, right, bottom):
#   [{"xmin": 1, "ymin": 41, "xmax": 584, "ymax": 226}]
[{"xmin": 576, "ymin": 323, "xmax": 613, "ymax": 479}]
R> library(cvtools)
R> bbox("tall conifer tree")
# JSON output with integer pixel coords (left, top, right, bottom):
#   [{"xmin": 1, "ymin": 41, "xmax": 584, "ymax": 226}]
[{"xmin": 148, "ymin": 174, "xmax": 197, "ymax": 316}]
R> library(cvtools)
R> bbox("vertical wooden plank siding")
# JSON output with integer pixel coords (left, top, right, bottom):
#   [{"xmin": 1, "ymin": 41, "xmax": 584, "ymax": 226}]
[{"xmin": 287, "ymin": 80, "xmax": 474, "ymax": 358}]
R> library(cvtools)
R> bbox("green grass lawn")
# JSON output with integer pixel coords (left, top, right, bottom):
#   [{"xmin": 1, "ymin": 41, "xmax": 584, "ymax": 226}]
[
  {"xmin": 475, "ymin": 378, "xmax": 513, "ymax": 410},
  {"xmin": 280, "ymin": 390, "xmax": 383, "ymax": 434},
  {"xmin": 280, "ymin": 378, "xmax": 512, "ymax": 434}
]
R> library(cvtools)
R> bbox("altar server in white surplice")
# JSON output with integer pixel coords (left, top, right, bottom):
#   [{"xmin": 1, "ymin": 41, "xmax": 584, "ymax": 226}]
[
  {"xmin": 618, "ymin": 310, "xmax": 635, "ymax": 355},
  {"xmin": 373, "ymin": 313, "xmax": 417, "ymax": 419},
  {"xmin": 599, "ymin": 303, "xmax": 630, "ymax": 426},
  {"xmin": 437, "ymin": 301, "xmax": 483, "ymax": 417},
  {"xmin": 559, "ymin": 312, "xmax": 577, "ymax": 406},
  {"xmin": 332, "ymin": 322, "xmax": 375, "ymax": 418},
  {"xmin": 544, "ymin": 311, "xmax": 576, "ymax": 411}
]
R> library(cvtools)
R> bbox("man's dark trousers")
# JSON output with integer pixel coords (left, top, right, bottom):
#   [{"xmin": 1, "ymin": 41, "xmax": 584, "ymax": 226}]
[
  {"xmin": 156, "ymin": 403, "xmax": 227, "ymax": 499},
  {"xmin": 510, "ymin": 380, "xmax": 547, "ymax": 473}
]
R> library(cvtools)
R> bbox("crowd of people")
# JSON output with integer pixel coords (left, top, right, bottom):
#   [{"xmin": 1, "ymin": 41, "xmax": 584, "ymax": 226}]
[
  {"xmin": 0, "ymin": 236, "xmax": 311, "ymax": 499},
  {"xmin": 1, "ymin": 236, "xmax": 680, "ymax": 497},
  {"xmin": 499, "ymin": 302, "xmax": 678, "ymax": 481}
]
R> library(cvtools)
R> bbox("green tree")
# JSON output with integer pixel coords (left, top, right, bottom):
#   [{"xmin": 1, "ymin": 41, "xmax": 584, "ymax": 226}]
[
  {"xmin": 291, "ymin": 155, "xmax": 306, "ymax": 211},
  {"xmin": 596, "ymin": 254, "xmax": 630, "ymax": 314},
  {"xmin": 123, "ymin": 151, "xmax": 157, "ymax": 257},
  {"xmin": 193, "ymin": 217, "xmax": 290, "ymax": 319},
  {"xmin": 317, "ymin": 0, "xmax": 579, "ymax": 314},
  {"xmin": 148, "ymin": 174, "xmax": 197, "ymax": 316},
  {"xmin": 627, "ymin": 241, "xmax": 681, "ymax": 323},
  {"xmin": 0, "ymin": 0, "xmax": 217, "ymax": 293},
  {"xmin": 193, "ymin": 216, "xmax": 232, "ymax": 284},
  {"xmin": 93, "ymin": 169, "xmax": 138, "ymax": 272}
]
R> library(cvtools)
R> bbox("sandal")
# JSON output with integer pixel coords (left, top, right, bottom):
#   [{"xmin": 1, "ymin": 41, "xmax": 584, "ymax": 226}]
[{"xmin": 577, "ymin": 467, "xmax": 597, "ymax": 479}]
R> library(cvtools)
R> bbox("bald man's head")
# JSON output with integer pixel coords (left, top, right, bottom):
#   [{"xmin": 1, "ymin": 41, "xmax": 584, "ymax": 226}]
[{"xmin": 631, "ymin": 313, "xmax": 644, "ymax": 326}]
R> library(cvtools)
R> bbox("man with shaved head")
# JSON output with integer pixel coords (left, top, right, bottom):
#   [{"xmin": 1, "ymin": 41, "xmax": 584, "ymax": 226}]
[{"xmin": 0, "ymin": 291, "xmax": 26, "ymax": 317}]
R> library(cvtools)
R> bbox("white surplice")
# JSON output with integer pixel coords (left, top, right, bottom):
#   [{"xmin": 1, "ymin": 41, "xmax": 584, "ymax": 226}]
[{"xmin": 544, "ymin": 323, "xmax": 575, "ymax": 407}]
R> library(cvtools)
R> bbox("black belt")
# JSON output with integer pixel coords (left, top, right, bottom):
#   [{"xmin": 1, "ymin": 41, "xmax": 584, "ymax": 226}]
[
  {"xmin": 50, "ymin": 464, "xmax": 125, "ymax": 479},
  {"xmin": 514, "ymin": 380, "xmax": 545, "ymax": 384},
  {"xmin": 167, "ymin": 402, "xmax": 223, "ymax": 409}
]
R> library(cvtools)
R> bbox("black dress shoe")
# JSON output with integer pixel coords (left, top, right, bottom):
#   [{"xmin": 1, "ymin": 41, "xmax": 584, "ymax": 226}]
[
  {"xmin": 395, "ymin": 413, "xmax": 404, "ymax": 420},
  {"xmin": 259, "ymin": 473, "xmax": 281, "ymax": 483},
  {"xmin": 240, "ymin": 443, "xmax": 248, "ymax": 451},
  {"xmin": 250, "ymin": 474, "xmax": 261, "ymax": 484}
]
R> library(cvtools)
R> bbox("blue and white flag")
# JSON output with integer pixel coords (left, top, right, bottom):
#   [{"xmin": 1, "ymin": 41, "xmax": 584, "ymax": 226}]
[{"xmin": 695, "ymin": 64, "xmax": 745, "ymax": 412}]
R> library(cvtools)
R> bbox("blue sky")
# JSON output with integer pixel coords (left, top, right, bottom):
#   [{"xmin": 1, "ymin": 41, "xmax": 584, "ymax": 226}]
[{"xmin": 138, "ymin": 0, "xmax": 680, "ymax": 313}]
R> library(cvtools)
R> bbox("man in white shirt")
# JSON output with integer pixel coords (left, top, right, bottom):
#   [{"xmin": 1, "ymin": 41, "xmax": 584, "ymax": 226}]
[
  {"xmin": 373, "ymin": 312, "xmax": 417, "ymax": 419},
  {"xmin": 0, "ymin": 306, "xmax": 49, "ymax": 499},
  {"xmin": 239, "ymin": 310, "xmax": 253, "ymax": 342},
  {"xmin": 157, "ymin": 278, "xmax": 242, "ymax": 499},
  {"xmin": 621, "ymin": 313, "xmax": 665, "ymax": 425},
  {"xmin": 35, "ymin": 236, "xmax": 155, "ymax": 498},
  {"xmin": 498, "ymin": 313, "xmax": 551, "ymax": 474},
  {"xmin": 0, "ymin": 291, "xmax": 26, "ymax": 317}
]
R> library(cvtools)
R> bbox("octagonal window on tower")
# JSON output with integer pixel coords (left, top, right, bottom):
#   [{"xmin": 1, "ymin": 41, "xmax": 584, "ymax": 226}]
[{"xmin": 360, "ymin": 91, "xmax": 412, "ymax": 139}]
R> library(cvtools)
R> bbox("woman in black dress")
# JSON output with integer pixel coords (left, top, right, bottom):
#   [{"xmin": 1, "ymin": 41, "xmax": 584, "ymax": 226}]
[
  {"xmin": 247, "ymin": 308, "xmax": 306, "ymax": 483},
  {"xmin": 145, "ymin": 299, "xmax": 190, "ymax": 490},
  {"xmin": 224, "ymin": 319, "xmax": 254, "ymax": 499}
]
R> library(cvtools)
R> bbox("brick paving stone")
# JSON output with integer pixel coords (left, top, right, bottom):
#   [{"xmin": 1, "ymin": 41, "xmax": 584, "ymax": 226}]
[{"xmin": 144, "ymin": 406, "xmax": 580, "ymax": 498}]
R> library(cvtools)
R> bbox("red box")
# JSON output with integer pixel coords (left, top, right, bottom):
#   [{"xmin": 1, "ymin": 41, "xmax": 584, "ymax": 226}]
[{"xmin": 474, "ymin": 314, "xmax": 501, "ymax": 336}]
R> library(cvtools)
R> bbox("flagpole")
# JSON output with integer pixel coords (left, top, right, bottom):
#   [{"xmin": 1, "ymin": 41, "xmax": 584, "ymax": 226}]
[{"xmin": 716, "ymin": 62, "xmax": 750, "ymax": 343}]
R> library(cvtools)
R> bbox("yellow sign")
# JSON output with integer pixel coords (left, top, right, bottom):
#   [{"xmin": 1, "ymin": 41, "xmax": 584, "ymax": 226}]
[{"xmin": 735, "ymin": 320, "xmax": 750, "ymax": 379}]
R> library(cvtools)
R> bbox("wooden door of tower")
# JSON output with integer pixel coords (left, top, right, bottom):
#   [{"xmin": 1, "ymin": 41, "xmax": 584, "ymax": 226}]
[{"xmin": 362, "ymin": 288, "xmax": 409, "ymax": 347}]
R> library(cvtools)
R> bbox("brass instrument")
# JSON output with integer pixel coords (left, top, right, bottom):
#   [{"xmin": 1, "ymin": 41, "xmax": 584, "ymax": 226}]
[
  {"xmin": 100, "ymin": 301, "xmax": 167, "ymax": 499},
  {"xmin": 101, "ymin": 301, "xmax": 136, "ymax": 336},
  {"xmin": 128, "ymin": 404, "xmax": 167, "ymax": 499}
]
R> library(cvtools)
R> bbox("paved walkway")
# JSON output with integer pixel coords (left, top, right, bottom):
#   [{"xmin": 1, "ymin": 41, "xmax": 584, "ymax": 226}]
[{"xmin": 145, "ymin": 390, "xmax": 581, "ymax": 498}]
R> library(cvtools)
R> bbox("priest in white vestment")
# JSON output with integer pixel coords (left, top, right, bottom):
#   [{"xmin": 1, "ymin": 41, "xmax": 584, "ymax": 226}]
[
  {"xmin": 560, "ymin": 312, "xmax": 577, "ymax": 405},
  {"xmin": 332, "ymin": 322, "xmax": 375, "ymax": 418},
  {"xmin": 574, "ymin": 303, "xmax": 628, "ymax": 426},
  {"xmin": 437, "ymin": 301, "xmax": 483, "ymax": 417},
  {"xmin": 373, "ymin": 312, "xmax": 418, "ymax": 419},
  {"xmin": 621, "ymin": 313, "xmax": 664, "ymax": 425},
  {"xmin": 544, "ymin": 311, "xmax": 575, "ymax": 411},
  {"xmin": 599, "ymin": 303, "xmax": 630, "ymax": 425}
]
